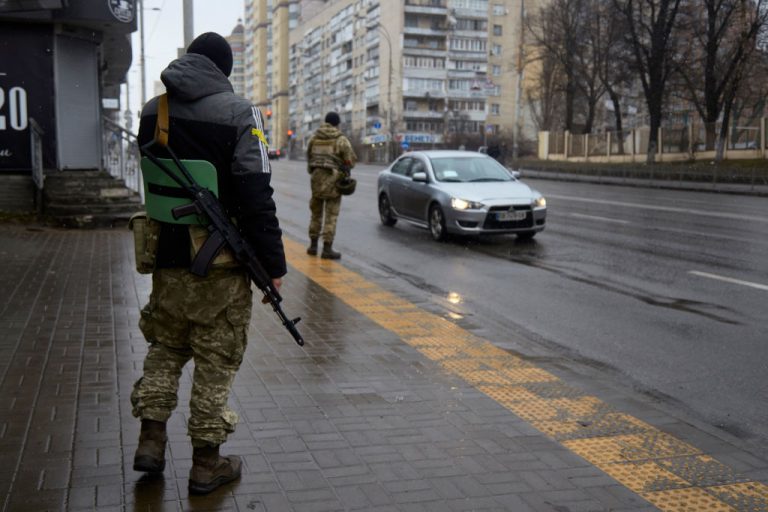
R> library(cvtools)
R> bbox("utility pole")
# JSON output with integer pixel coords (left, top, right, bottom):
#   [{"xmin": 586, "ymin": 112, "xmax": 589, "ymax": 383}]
[
  {"xmin": 139, "ymin": 0, "xmax": 147, "ymax": 106},
  {"xmin": 183, "ymin": 0, "xmax": 195, "ymax": 48},
  {"xmin": 512, "ymin": 0, "xmax": 525, "ymax": 162}
]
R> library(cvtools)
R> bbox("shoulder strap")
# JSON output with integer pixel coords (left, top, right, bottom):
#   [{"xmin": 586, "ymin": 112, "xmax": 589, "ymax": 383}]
[{"xmin": 154, "ymin": 94, "xmax": 169, "ymax": 147}]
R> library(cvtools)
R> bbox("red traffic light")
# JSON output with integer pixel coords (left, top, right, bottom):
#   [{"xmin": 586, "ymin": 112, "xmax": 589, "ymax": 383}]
[
  {"xmin": 265, "ymin": 109, "xmax": 272, "ymax": 119},
  {"xmin": 287, "ymin": 129, "xmax": 294, "ymax": 137}
]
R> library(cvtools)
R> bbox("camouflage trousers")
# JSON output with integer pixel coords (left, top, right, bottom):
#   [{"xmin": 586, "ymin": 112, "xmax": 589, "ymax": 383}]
[
  {"xmin": 308, "ymin": 196, "xmax": 342, "ymax": 243},
  {"xmin": 131, "ymin": 267, "xmax": 252, "ymax": 447}
]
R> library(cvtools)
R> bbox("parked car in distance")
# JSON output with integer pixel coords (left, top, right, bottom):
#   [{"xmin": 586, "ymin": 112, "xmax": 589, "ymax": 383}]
[
  {"xmin": 377, "ymin": 150, "xmax": 546, "ymax": 241},
  {"xmin": 268, "ymin": 148, "xmax": 283, "ymax": 160}
]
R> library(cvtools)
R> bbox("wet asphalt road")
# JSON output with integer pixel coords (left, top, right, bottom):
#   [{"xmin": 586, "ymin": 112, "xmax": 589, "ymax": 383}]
[{"xmin": 269, "ymin": 158, "xmax": 768, "ymax": 459}]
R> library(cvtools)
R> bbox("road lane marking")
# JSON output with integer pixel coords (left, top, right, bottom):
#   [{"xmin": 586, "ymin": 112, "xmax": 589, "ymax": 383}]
[
  {"xmin": 569, "ymin": 213, "xmax": 631, "ymax": 224},
  {"xmin": 284, "ymin": 237, "xmax": 767, "ymax": 511},
  {"xmin": 546, "ymin": 194, "xmax": 768, "ymax": 223},
  {"xmin": 689, "ymin": 270, "xmax": 768, "ymax": 291}
]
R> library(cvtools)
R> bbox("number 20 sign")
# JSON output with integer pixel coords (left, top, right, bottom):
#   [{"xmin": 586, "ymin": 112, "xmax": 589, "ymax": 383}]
[{"xmin": 0, "ymin": 86, "xmax": 29, "ymax": 131}]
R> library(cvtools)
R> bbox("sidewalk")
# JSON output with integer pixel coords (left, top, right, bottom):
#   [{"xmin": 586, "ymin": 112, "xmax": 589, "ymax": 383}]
[
  {"xmin": 518, "ymin": 168, "xmax": 768, "ymax": 197},
  {"xmin": 0, "ymin": 225, "xmax": 766, "ymax": 511}
]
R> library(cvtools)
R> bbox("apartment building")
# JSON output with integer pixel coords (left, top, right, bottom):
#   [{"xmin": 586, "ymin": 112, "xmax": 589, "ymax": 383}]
[
  {"xmin": 225, "ymin": 21, "xmax": 247, "ymax": 97},
  {"xmin": 247, "ymin": 0, "xmax": 533, "ymax": 161},
  {"xmin": 243, "ymin": 0, "xmax": 301, "ymax": 151}
]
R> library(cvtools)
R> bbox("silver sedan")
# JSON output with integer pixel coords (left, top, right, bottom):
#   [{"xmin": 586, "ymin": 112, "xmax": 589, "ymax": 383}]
[{"xmin": 377, "ymin": 150, "xmax": 546, "ymax": 241}]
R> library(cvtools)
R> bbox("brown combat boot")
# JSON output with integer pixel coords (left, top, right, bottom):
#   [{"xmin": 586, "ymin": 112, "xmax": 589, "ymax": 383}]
[
  {"xmin": 306, "ymin": 237, "xmax": 318, "ymax": 255},
  {"xmin": 321, "ymin": 242, "xmax": 341, "ymax": 260},
  {"xmin": 133, "ymin": 419, "xmax": 167, "ymax": 472},
  {"xmin": 188, "ymin": 444, "xmax": 242, "ymax": 495}
]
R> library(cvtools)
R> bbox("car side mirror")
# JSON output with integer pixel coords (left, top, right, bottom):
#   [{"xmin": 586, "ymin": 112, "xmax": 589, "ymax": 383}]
[
  {"xmin": 508, "ymin": 169, "xmax": 521, "ymax": 179},
  {"xmin": 412, "ymin": 171, "xmax": 428, "ymax": 183}
]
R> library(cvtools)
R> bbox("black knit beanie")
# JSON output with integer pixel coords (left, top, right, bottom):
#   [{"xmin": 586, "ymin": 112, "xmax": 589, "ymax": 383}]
[
  {"xmin": 187, "ymin": 32, "xmax": 233, "ymax": 77},
  {"xmin": 325, "ymin": 112, "xmax": 341, "ymax": 126}
]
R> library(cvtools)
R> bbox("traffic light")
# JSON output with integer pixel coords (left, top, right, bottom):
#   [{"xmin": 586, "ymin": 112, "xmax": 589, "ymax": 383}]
[
  {"xmin": 265, "ymin": 109, "xmax": 272, "ymax": 119},
  {"xmin": 287, "ymin": 129, "xmax": 294, "ymax": 138}
]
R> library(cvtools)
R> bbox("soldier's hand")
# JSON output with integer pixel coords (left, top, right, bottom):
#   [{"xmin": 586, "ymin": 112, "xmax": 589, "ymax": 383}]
[{"xmin": 262, "ymin": 278, "xmax": 283, "ymax": 303}]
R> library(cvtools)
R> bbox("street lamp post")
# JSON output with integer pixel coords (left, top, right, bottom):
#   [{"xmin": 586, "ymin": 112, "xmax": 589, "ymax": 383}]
[
  {"xmin": 370, "ymin": 22, "xmax": 394, "ymax": 162},
  {"xmin": 378, "ymin": 25, "xmax": 394, "ymax": 162},
  {"xmin": 444, "ymin": 13, "xmax": 457, "ymax": 149},
  {"xmin": 357, "ymin": 14, "xmax": 395, "ymax": 162},
  {"xmin": 138, "ymin": 0, "xmax": 161, "ymax": 108},
  {"xmin": 139, "ymin": 0, "xmax": 146, "ymax": 106}
]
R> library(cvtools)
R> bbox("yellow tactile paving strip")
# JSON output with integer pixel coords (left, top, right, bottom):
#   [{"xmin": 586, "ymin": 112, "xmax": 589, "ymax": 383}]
[{"xmin": 284, "ymin": 238, "xmax": 768, "ymax": 511}]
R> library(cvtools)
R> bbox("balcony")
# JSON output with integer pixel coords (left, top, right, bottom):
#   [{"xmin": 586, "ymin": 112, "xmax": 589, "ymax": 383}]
[
  {"xmin": 402, "ymin": 110, "xmax": 445, "ymax": 119},
  {"xmin": 446, "ymin": 89, "xmax": 489, "ymax": 99},
  {"xmin": 402, "ymin": 45, "xmax": 447, "ymax": 58},
  {"xmin": 402, "ymin": 89, "xmax": 446, "ymax": 99},
  {"xmin": 403, "ymin": 25, "xmax": 447, "ymax": 37},
  {"xmin": 404, "ymin": 0, "xmax": 448, "ymax": 15},
  {"xmin": 403, "ymin": 68, "xmax": 445, "ymax": 80}
]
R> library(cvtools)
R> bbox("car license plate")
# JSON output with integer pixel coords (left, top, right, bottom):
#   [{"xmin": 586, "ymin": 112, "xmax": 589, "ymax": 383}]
[{"xmin": 496, "ymin": 210, "xmax": 527, "ymax": 221}]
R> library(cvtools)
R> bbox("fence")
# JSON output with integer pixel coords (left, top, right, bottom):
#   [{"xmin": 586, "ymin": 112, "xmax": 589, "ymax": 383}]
[
  {"xmin": 540, "ymin": 119, "xmax": 768, "ymax": 164},
  {"xmin": 102, "ymin": 116, "xmax": 143, "ymax": 202}
]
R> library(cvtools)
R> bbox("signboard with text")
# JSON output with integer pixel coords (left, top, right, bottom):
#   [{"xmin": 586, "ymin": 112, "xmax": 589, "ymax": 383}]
[{"xmin": 0, "ymin": 23, "xmax": 56, "ymax": 171}]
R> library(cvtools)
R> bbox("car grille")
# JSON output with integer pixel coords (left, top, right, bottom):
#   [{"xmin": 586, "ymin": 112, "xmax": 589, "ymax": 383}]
[{"xmin": 483, "ymin": 205, "xmax": 533, "ymax": 229}]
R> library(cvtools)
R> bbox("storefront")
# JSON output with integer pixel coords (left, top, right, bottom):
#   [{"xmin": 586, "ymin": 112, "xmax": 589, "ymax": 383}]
[{"xmin": 0, "ymin": 1, "xmax": 136, "ymax": 174}]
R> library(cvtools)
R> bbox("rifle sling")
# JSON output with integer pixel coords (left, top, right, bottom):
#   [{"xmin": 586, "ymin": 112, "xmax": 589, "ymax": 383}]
[{"xmin": 154, "ymin": 94, "xmax": 169, "ymax": 147}]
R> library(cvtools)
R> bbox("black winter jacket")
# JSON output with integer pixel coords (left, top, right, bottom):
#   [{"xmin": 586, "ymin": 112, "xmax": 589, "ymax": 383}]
[{"xmin": 138, "ymin": 53, "xmax": 286, "ymax": 278}]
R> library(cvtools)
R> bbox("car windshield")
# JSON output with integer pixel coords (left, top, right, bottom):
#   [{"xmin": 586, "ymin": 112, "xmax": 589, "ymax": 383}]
[{"xmin": 429, "ymin": 156, "xmax": 514, "ymax": 183}]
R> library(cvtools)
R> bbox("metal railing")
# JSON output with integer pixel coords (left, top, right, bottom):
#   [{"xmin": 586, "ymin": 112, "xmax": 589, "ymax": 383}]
[
  {"xmin": 102, "ymin": 116, "xmax": 143, "ymax": 202},
  {"xmin": 29, "ymin": 118, "xmax": 45, "ymax": 213}
]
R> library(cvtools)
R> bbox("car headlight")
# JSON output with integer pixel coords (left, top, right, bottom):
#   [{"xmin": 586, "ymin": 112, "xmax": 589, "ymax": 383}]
[
  {"xmin": 532, "ymin": 196, "xmax": 546, "ymax": 208},
  {"xmin": 451, "ymin": 198, "xmax": 484, "ymax": 210}
]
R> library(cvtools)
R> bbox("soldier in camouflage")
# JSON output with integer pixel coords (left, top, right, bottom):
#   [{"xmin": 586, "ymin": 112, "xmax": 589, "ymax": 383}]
[
  {"xmin": 306, "ymin": 112, "xmax": 358, "ymax": 259},
  {"xmin": 132, "ymin": 33, "xmax": 287, "ymax": 495}
]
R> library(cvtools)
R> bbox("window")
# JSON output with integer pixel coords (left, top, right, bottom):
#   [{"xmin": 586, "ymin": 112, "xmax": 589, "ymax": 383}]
[
  {"xmin": 493, "ymin": 25, "xmax": 502, "ymax": 36},
  {"xmin": 492, "ymin": 65, "xmax": 501, "ymax": 76},
  {"xmin": 450, "ymin": 37, "xmax": 487, "ymax": 52},
  {"xmin": 493, "ymin": 4, "xmax": 505, "ymax": 15},
  {"xmin": 491, "ymin": 103, "xmax": 500, "ymax": 115},
  {"xmin": 491, "ymin": 44, "xmax": 502, "ymax": 56},
  {"xmin": 391, "ymin": 157, "xmax": 413, "ymax": 176}
]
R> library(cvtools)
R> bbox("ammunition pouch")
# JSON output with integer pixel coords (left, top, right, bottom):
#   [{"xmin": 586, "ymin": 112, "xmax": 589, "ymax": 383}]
[{"xmin": 129, "ymin": 212, "xmax": 160, "ymax": 274}]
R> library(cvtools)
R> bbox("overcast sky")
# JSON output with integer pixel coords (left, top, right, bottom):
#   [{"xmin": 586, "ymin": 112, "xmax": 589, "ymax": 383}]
[{"xmin": 121, "ymin": 0, "xmax": 245, "ymax": 128}]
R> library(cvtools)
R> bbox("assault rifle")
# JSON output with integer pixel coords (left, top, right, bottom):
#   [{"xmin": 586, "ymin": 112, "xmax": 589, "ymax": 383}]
[{"xmin": 140, "ymin": 141, "xmax": 304, "ymax": 346}]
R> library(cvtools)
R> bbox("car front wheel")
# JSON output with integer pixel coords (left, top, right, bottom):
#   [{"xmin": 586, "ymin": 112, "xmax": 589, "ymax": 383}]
[
  {"xmin": 379, "ymin": 193, "xmax": 397, "ymax": 226},
  {"xmin": 429, "ymin": 204, "xmax": 448, "ymax": 241}
]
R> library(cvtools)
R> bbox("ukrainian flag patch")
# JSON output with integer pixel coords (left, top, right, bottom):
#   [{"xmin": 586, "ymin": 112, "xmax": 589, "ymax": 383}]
[{"xmin": 251, "ymin": 128, "xmax": 269, "ymax": 147}]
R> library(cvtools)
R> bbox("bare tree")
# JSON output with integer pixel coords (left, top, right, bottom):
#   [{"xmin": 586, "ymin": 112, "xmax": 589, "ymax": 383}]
[
  {"xmin": 613, "ymin": 0, "xmax": 683, "ymax": 163},
  {"xmin": 573, "ymin": 0, "xmax": 610, "ymax": 134},
  {"xmin": 527, "ymin": 0, "xmax": 584, "ymax": 131},
  {"xmin": 729, "ymin": 49, "xmax": 768, "ymax": 136},
  {"xmin": 591, "ymin": 0, "xmax": 634, "ymax": 152},
  {"xmin": 526, "ymin": 49, "xmax": 566, "ymax": 131},
  {"xmin": 676, "ymin": 0, "xmax": 768, "ymax": 160}
]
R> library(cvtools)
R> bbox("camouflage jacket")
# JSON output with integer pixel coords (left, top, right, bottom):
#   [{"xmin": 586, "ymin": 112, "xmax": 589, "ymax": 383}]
[{"xmin": 307, "ymin": 123, "xmax": 358, "ymax": 199}]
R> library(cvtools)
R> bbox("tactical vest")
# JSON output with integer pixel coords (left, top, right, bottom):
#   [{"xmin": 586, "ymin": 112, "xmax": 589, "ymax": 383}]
[{"xmin": 309, "ymin": 137, "xmax": 343, "ymax": 171}]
